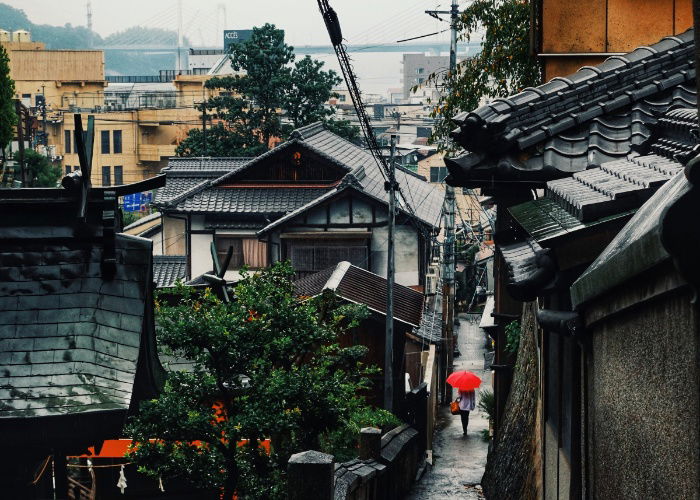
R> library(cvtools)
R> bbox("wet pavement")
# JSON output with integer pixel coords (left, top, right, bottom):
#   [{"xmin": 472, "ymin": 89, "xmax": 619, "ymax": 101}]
[{"xmin": 407, "ymin": 314, "xmax": 490, "ymax": 499}]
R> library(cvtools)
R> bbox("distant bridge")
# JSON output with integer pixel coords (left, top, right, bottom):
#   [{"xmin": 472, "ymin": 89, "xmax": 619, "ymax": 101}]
[{"xmin": 95, "ymin": 41, "xmax": 480, "ymax": 56}]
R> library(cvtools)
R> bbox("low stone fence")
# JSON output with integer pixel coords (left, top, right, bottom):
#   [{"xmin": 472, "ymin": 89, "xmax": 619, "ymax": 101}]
[{"xmin": 288, "ymin": 424, "xmax": 422, "ymax": 500}]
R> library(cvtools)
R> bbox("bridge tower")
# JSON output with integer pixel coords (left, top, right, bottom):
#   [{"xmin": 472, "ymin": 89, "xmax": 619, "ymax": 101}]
[{"xmin": 86, "ymin": 1, "xmax": 93, "ymax": 47}]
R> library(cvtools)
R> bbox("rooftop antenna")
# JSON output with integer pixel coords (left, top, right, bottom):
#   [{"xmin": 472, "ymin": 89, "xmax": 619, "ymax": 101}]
[{"xmin": 177, "ymin": 0, "xmax": 183, "ymax": 72}]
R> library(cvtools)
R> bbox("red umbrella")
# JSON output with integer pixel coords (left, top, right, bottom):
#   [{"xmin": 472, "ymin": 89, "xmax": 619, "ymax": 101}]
[{"xmin": 446, "ymin": 370, "xmax": 482, "ymax": 391}]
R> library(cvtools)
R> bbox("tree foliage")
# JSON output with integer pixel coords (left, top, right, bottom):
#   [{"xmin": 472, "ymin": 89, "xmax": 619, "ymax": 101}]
[
  {"xmin": 178, "ymin": 24, "xmax": 353, "ymax": 157},
  {"xmin": 425, "ymin": 0, "xmax": 543, "ymax": 152},
  {"xmin": 23, "ymin": 149, "xmax": 61, "ymax": 187},
  {"xmin": 127, "ymin": 263, "xmax": 391, "ymax": 499},
  {"xmin": 0, "ymin": 44, "xmax": 16, "ymax": 155},
  {"xmin": 287, "ymin": 56, "xmax": 342, "ymax": 128}
]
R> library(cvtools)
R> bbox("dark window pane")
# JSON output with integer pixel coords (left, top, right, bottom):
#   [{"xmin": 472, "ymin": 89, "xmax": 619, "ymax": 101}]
[
  {"xmin": 113, "ymin": 130, "xmax": 122, "ymax": 154},
  {"xmin": 102, "ymin": 166, "xmax": 111, "ymax": 187},
  {"xmin": 216, "ymin": 237, "xmax": 243, "ymax": 270},
  {"xmin": 65, "ymin": 165, "xmax": 71, "ymax": 175},
  {"xmin": 101, "ymin": 130, "xmax": 110, "ymax": 154},
  {"xmin": 114, "ymin": 166, "xmax": 123, "ymax": 185},
  {"xmin": 290, "ymin": 247, "xmax": 315, "ymax": 272},
  {"xmin": 64, "ymin": 130, "xmax": 71, "ymax": 154}
]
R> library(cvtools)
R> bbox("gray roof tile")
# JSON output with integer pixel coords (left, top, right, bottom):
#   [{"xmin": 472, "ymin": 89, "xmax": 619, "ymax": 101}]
[
  {"xmin": 153, "ymin": 255, "xmax": 187, "ymax": 288},
  {"xmin": 447, "ymin": 29, "xmax": 697, "ymax": 187}
]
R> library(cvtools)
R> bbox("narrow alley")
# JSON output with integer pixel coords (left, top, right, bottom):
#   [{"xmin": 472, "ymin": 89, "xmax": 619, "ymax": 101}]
[{"xmin": 408, "ymin": 313, "xmax": 490, "ymax": 499}]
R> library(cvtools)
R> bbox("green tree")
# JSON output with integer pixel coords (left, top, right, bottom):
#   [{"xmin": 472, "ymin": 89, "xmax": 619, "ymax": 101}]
[
  {"xmin": 175, "ymin": 122, "xmax": 260, "ymax": 157},
  {"xmin": 178, "ymin": 24, "xmax": 345, "ymax": 157},
  {"xmin": 0, "ymin": 44, "xmax": 16, "ymax": 177},
  {"xmin": 325, "ymin": 117, "xmax": 361, "ymax": 144},
  {"xmin": 425, "ymin": 0, "xmax": 543, "ymax": 152},
  {"xmin": 22, "ymin": 149, "xmax": 61, "ymax": 187},
  {"xmin": 127, "ymin": 263, "xmax": 390, "ymax": 499},
  {"xmin": 286, "ymin": 55, "xmax": 341, "ymax": 128}
]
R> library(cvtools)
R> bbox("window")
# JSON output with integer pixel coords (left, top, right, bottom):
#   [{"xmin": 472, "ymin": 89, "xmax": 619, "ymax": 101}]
[
  {"xmin": 430, "ymin": 166, "xmax": 447, "ymax": 183},
  {"xmin": 215, "ymin": 237, "xmax": 268, "ymax": 270},
  {"xmin": 417, "ymin": 77, "xmax": 425, "ymax": 84},
  {"xmin": 65, "ymin": 165, "xmax": 71, "ymax": 175},
  {"xmin": 417, "ymin": 67, "xmax": 424, "ymax": 74},
  {"xmin": 113, "ymin": 130, "xmax": 122, "ymax": 154},
  {"xmin": 64, "ymin": 130, "xmax": 71, "ymax": 154},
  {"xmin": 101, "ymin": 130, "xmax": 110, "ymax": 154},
  {"xmin": 114, "ymin": 166, "xmax": 123, "ymax": 185},
  {"xmin": 339, "ymin": 94, "xmax": 346, "ymax": 102},
  {"xmin": 289, "ymin": 241, "xmax": 367, "ymax": 275},
  {"xmin": 102, "ymin": 166, "xmax": 111, "ymax": 186}
]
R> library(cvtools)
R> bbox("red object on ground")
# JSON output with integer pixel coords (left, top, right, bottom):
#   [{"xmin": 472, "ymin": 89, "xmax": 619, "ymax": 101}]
[{"xmin": 446, "ymin": 370, "xmax": 482, "ymax": 391}]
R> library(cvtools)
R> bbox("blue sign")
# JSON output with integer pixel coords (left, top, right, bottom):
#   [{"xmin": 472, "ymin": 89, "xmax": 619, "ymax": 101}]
[{"xmin": 122, "ymin": 192, "xmax": 153, "ymax": 212}]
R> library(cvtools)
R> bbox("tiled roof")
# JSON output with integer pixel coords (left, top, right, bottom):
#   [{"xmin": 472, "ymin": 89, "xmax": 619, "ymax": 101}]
[
  {"xmin": 498, "ymin": 239, "xmax": 557, "ymax": 302},
  {"xmin": 570, "ymin": 167, "xmax": 692, "ymax": 308},
  {"xmin": 166, "ymin": 123, "xmax": 444, "ymax": 228},
  {"xmin": 545, "ymin": 108, "xmax": 693, "ymax": 222},
  {"xmin": 153, "ymin": 157, "xmax": 251, "ymax": 205},
  {"xmin": 294, "ymin": 261, "xmax": 424, "ymax": 327},
  {"xmin": 173, "ymin": 186, "xmax": 331, "ymax": 214},
  {"xmin": 0, "ymin": 195, "xmax": 162, "ymax": 430},
  {"xmin": 446, "ymin": 29, "xmax": 697, "ymax": 187},
  {"xmin": 510, "ymin": 107, "xmax": 695, "ymax": 241},
  {"xmin": 153, "ymin": 255, "xmax": 187, "ymax": 287}
]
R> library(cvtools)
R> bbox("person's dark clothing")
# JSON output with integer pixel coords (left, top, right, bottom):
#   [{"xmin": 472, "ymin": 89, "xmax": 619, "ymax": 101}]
[{"xmin": 460, "ymin": 409, "xmax": 470, "ymax": 434}]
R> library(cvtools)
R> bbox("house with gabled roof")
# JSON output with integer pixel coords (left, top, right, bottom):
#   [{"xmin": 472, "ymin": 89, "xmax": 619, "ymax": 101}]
[
  {"xmin": 154, "ymin": 122, "xmax": 445, "ymax": 288},
  {"xmin": 294, "ymin": 261, "xmax": 441, "ymax": 409},
  {"xmin": 444, "ymin": 28, "xmax": 698, "ymax": 500}
]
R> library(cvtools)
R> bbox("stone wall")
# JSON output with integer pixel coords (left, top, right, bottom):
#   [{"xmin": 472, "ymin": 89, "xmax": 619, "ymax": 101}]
[
  {"xmin": 287, "ymin": 424, "xmax": 422, "ymax": 500},
  {"xmin": 586, "ymin": 288, "xmax": 700, "ymax": 499},
  {"xmin": 481, "ymin": 301, "xmax": 541, "ymax": 499}
]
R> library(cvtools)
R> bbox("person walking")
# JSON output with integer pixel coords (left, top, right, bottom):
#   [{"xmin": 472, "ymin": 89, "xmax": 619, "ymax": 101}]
[{"xmin": 457, "ymin": 389, "xmax": 476, "ymax": 435}]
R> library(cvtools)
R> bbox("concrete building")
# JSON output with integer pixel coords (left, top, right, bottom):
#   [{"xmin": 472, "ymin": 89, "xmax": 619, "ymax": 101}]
[
  {"xmin": 401, "ymin": 54, "xmax": 449, "ymax": 100},
  {"xmin": 188, "ymin": 48, "xmax": 225, "ymax": 74},
  {"xmin": 0, "ymin": 35, "xmax": 105, "ymax": 111},
  {"xmin": 53, "ymin": 107, "xmax": 200, "ymax": 186}
]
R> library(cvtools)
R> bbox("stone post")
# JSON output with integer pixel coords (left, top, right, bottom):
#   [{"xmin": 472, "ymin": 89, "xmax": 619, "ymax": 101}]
[
  {"xmin": 358, "ymin": 427, "xmax": 382, "ymax": 460},
  {"xmin": 287, "ymin": 450, "xmax": 335, "ymax": 500}
]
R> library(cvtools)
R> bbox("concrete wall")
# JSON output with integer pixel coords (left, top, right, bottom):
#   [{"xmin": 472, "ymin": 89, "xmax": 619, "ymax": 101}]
[
  {"xmin": 540, "ymin": 0, "xmax": 692, "ymax": 80},
  {"xmin": 586, "ymin": 287, "xmax": 700, "ymax": 499}
]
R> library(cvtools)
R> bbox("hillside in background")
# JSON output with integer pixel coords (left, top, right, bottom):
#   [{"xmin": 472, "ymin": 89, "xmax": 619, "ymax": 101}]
[{"xmin": 0, "ymin": 3, "xmax": 184, "ymax": 75}]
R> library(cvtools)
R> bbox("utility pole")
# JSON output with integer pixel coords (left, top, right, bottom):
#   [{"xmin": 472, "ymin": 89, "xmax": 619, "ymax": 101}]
[
  {"xmin": 177, "ymin": 0, "xmax": 183, "ymax": 73},
  {"xmin": 14, "ymin": 100, "xmax": 26, "ymax": 186},
  {"xmin": 201, "ymin": 102, "xmax": 207, "ymax": 156},
  {"xmin": 384, "ymin": 134, "xmax": 398, "ymax": 413},
  {"xmin": 429, "ymin": 0, "xmax": 458, "ymax": 404}
]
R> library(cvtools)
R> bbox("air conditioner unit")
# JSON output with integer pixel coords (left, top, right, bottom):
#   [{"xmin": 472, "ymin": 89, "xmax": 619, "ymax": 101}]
[
  {"xmin": 428, "ymin": 264, "xmax": 440, "ymax": 278},
  {"xmin": 425, "ymin": 272, "xmax": 438, "ymax": 296}
]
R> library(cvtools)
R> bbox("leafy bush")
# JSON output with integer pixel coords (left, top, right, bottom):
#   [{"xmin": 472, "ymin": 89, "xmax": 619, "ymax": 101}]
[
  {"xmin": 478, "ymin": 389, "xmax": 495, "ymax": 421},
  {"xmin": 321, "ymin": 404, "xmax": 401, "ymax": 462},
  {"xmin": 505, "ymin": 320, "xmax": 521, "ymax": 354}
]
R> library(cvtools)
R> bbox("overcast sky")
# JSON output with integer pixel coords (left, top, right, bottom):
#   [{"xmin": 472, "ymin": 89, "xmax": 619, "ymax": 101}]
[{"xmin": 4, "ymin": 0, "xmax": 462, "ymax": 47}]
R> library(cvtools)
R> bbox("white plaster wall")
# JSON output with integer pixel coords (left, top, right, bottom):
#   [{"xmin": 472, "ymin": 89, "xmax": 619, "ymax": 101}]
[
  {"xmin": 352, "ymin": 198, "xmax": 373, "ymax": 223},
  {"xmin": 191, "ymin": 232, "xmax": 214, "ymax": 278},
  {"xmin": 329, "ymin": 198, "xmax": 350, "ymax": 223},
  {"xmin": 371, "ymin": 224, "xmax": 420, "ymax": 287}
]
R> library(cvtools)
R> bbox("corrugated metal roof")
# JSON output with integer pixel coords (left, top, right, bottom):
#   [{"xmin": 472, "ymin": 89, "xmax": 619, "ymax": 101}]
[{"xmin": 294, "ymin": 262, "xmax": 424, "ymax": 327}]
